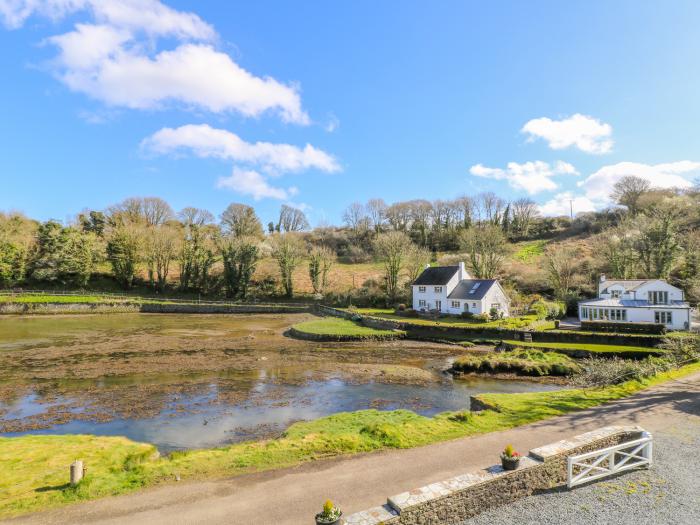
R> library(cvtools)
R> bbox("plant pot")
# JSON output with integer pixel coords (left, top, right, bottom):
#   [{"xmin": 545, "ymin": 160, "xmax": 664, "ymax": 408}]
[
  {"xmin": 315, "ymin": 512, "xmax": 343, "ymax": 525},
  {"xmin": 501, "ymin": 456, "xmax": 520, "ymax": 471}
]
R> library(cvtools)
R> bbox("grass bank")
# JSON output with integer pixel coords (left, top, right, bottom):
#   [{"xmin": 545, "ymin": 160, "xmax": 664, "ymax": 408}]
[
  {"xmin": 501, "ymin": 340, "xmax": 661, "ymax": 357},
  {"xmin": 349, "ymin": 308, "xmax": 553, "ymax": 330},
  {"xmin": 290, "ymin": 317, "xmax": 404, "ymax": 341},
  {"xmin": 451, "ymin": 349, "xmax": 580, "ymax": 376},
  {"xmin": 1, "ymin": 362, "xmax": 698, "ymax": 519}
]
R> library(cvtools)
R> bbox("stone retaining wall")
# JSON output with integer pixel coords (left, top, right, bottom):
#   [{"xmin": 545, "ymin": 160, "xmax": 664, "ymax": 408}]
[
  {"xmin": 0, "ymin": 302, "xmax": 312, "ymax": 315},
  {"xmin": 287, "ymin": 327, "xmax": 403, "ymax": 342},
  {"xmin": 344, "ymin": 425, "xmax": 644, "ymax": 525}
]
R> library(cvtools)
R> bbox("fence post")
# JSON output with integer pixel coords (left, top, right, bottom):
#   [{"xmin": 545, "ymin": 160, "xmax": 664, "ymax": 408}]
[{"xmin": 70, "ymin": 460, "xmax": 84, "ymax": 486}]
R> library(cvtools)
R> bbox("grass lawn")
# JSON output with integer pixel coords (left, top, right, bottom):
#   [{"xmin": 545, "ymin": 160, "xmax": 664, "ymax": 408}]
[
  {"xmin": 349, "ymin": 309, "xmax": 549, "ymax": 330},
  {"xmin": 291, "ymin": 317, "xmax": 403, "ymax": 339},
  {"xmin": 1, "ymin": 361, "xmax": 698, "ymax": 519},
  {"xmin": 501, "ymin": 340, "xmax": 661, "ymax": 355},
  {"xmin": 513, "ymin": 240, "xmax": 548, "ymax": 262},
  {"xmin": 452, "ymin": 349, "xmax": 580, "ymax": 376}
]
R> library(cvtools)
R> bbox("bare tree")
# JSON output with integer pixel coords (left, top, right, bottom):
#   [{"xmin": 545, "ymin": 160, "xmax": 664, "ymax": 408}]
[
  {"xmin": 374, "ymin": 231, "xmax": 412, "ymax": 302},
  {"xmin": 611, "ymin": 176, "xmax": 651, "ymax": 216},
  {"xmin": 596, "ymin": 220, "xmax": 639, "ymax": 279},
  {"xmin": 459, "ymin": 225, "xmax": 507, "ymax": 278},
  {"xmin": 510, "ymin": 198, "xmax": 539, "ymax": 238},
  {"xmin": 343, "ymin": 202, "xmax": 369, "ymax": 238},
  {"xmin": 277, "ymin": 205, "xmax": 309, "ymax": 232},
  {"xmin": 545, "ymin": 245, "xmax": 583, "ymax": 299},
  {"xmin": 475, "ymin": 193, "xmax": 505, "ymax": 225},
  {"xmin": 454, "ymin": 196, "xmax": 474, "ymax": 229},
  {"xmin": 144, "ymin": 224, "xmax": 180, "ymax": 291},
  {"xmin": 220, "ymin": 203, "xmax": 263, "ymax": 238},
  {"xmin": 404, "ymin": 244, "xmax": 431, "ymax": 284},
  {"xmin": 386, "ymin": 202, "xmax": 412, "ymax": 231},
  {"xmin": 142, "ymin": 197, "xmax": 174, "ymax": 226},
  {"xmin": 366, "ymin": 198, "xmax": 388, "ymax": 234}
]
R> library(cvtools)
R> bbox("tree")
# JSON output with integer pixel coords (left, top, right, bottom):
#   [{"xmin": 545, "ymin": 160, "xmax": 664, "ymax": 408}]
[
  {"xmin": 366, "ymin": 198, "xmax": 387, "ymax": 234},
  {"xmin": 545, "ymin": 245, "xmax": 583, "ymax": 300},
  {"xmin": 269, "ymin": 233, "xmax": 305, "ymax": 297},
  {"xmin": 634, "ymin": 208, "xmax": 680, "ymax": 279},
  {"xmin": 459, "ymin": 225, "xmax": 507, "ymax": 278},
  {"xmin": 597, "ymin": 221, "xmax": 639, "ymax": 279},
  {"xmin": 308, "ymin": 245, "xmax": 335, "ymax": 295},
  {"xmin": 374, "ymin": 231, "xmax": 411, "ymax": 302},
  {"xmin": 475, "ymin": 193, "xmax": 505, "ymax": 225},
  {"xmin": 510, "ymin": 198, "xmax": 539, "ymax": 238},
  {"xmin": 78, "ymin": 210, "xmax": 107, "ymax": 236},
  {"xmin": 404, "ymin": 243, "xmax": 431, "ymax": 284},
  {"xmin": 611, "ymin": 176, "xmax": 651, "ymax": 216},
  {"xmin": 0, "ymin": 212, "xmax": 36, "ymax": 287},
  {"xmin": 343, "ymin": 202, "xmax": 369, "ymax": 239},
  {"xmin": 221, "ymin": 236, "xmax": 260, "ymax": 299},
  {"xmin": 142, "ymin": 197, "xmax": 174, "ymax": 226},
  {"xmin": 30, "ymin": 221, "xmax": 99, "ymax": 287},
  {"xmin": 106, "ymin": 221, "xmax": 143, "ymax": 289},
  {"xmin": 144, "ymin": 224, "xmax": 180, "ymax": 291},
  {"xmin": 220, "ymin": 203, "xmax": 263, "ymax": 238},
  {"xmin": 178, "ymin": 208, "xmax": 218, "ymax": 293},
  {"xmin": 277, "ymin": 205, "xmax": 309, "ymax": 232}
]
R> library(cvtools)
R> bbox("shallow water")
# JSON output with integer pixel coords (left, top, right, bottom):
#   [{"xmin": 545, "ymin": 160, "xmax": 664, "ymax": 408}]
[{"xmin": 0, "ymin": 314, "xmax": 561, "ymax": 451}]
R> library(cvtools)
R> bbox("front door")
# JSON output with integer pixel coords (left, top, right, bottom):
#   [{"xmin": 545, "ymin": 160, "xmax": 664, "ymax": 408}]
[
  {"xmin": 463, "ymin": 303, "xmax": 469, "ymax": 313},
  {"xmin": 435, "ymin": 300, "xmax": 442, "ymax": 312}
]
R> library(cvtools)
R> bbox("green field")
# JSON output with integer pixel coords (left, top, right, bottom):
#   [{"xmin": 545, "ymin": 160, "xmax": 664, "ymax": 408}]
[
  {"xmin": 501, "ymin": 340, "xmax": 660, "ymax": 355},
  {"xmin": 452, "ymin": 349, "xmax": 580, "ymax": 376},
  {"xmin": 2, "ymin": 362, "xmax": 698, "ymax": 519},
  {"xmin": 513, "ymin": 240, "xmax": 548, "ymax": 262}
]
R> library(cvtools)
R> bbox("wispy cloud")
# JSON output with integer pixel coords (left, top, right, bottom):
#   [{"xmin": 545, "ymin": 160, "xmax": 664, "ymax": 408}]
[
  {"xmin": 216, "ymin": 168, "xmax": 295, "ymax": 200},
  {"xmin": 469, "ymin": 160, "xmax": 578, "ymax": 194}
]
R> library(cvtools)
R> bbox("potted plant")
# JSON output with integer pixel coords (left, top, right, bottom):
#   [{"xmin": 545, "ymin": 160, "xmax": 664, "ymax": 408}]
[
  {"xmin": 501, "ymin": 444, "xmax": 521, "ymax": 470},
  {"xmin": 315, "ymin": 499, "xmax": 343, "ymax": 525}
]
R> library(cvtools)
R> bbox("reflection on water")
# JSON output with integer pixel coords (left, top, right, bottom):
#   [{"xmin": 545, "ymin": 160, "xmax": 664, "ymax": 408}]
[{"xmin": 0, "ymin": 314, "xmax": 561, "ymax": 452}]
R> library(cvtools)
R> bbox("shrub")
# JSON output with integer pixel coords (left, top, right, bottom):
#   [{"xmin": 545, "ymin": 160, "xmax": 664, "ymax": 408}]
[
  {"xmin": 460, "ymin": 311, "xmax": 474, "ymax": 320},
  {"xmin": 474, "ymin": 313, "xmax": 490, "ymax": 322},
  {"xmin": 396, "ymin": 303, "xmax": 406, "ymax": 311},
  {"xmin": 571, "ymin": 356, "xmax": 673, "ymax": 387},
  {"xmin": 489, "ymin": 307, "xmax": 499, "ymax": 321},
  {"xmin": 451, "ymin": 349, "xmax": 580, "ymax": 377},
  {"xmin": 581, "ymin": 321, "xmax": 666, "ymax": 335}
]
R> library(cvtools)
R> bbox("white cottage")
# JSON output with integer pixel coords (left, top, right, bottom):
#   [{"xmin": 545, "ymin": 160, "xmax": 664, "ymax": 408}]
[
  {"xmin": 411, "ymin": 262, "xmax": 510, "ymax": 317},
  {"xmin": 578, "ymin": 275, "xmax": 691, "ymax": 330}
]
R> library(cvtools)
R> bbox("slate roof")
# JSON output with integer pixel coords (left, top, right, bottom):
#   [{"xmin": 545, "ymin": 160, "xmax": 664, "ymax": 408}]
[
  {"xmin": 579, "ymin": 298, "xmax": 690, "ymax": 309},
  {"xmin": 447, "ymin": 279, "xmax": 497, "ymax": 300},
  {"xmin": 413, "ymin": 266, "xmax": 459, "ymax": 286},
  {"xmin": 600, "ymin": 280, "xmax": 649, "ymax": 293}
]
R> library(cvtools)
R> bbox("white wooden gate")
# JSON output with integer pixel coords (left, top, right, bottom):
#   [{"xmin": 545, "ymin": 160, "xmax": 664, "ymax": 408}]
[{"xmin": 567, "ymin": 432, "xmax": 653, "ymax": 488}]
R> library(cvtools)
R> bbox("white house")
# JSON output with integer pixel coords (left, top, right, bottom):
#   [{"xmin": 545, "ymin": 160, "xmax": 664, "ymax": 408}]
[
  {"xmin": 578, "ymin": 275, "xmax": 691, "ymax": 330},
  {"xmin": 411, "ymin": 262, "xmax": 510, "ymax": 317}
]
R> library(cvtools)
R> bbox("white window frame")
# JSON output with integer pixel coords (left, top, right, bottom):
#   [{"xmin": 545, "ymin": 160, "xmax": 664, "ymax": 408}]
[
  {"xmin": 434, "ymin": 286, "xmax": 443, "ymax": 293},
  {"xmin": 418, "ymin": 299, "xmax": 426, "ymax": 308},
  {"xmin": 451, "ymin": 300, "xmax": 460, "ymax": 308},
  {"xmin": 654, "ymin": 311, "xmax": 672, "ymax": 324},
  {"xmin": 418, "ymin": 286, "xmax": 426, "ymax": 293}
]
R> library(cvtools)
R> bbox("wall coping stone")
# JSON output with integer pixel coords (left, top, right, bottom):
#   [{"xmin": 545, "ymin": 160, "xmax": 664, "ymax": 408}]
[
  {"xmin": 528, "ymin": 425, "xmax": 643, "ymax": 461},
  {"xmin": 344, "ymin": 504, "xmax": 399, "ymax": 525},
  {"xmin": 386, "ymin": 456, "xmax": 541, "ymax": 514}
]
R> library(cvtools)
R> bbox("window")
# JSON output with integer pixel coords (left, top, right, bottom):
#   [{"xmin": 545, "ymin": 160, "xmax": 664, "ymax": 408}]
[
  {"xmin": 649, "ymin": 291, "xmax": 668, "ymax": 305},
  {"xmin": 451, "ymin": 301, "xmax": 460, "ymax": 308},
  {"xmin": 611, "ymin": 289, "xmax": 621, "ymax": 298},
  {"xmin": 581, "ymin": 307, "xmax": 588, "ymax": 319},
  {"xmin": 655, "ymin": 311, "xmax": 672, "ymax": 324},
  {"xmin": 418, "ymin": 286, "xmax": 426, "ymax": 293},
  {"xmin": 472, "ymin": 303, "xmax": 477, "ymax": 308},
  {"xmin": 435, "ymin": 300, "xmax": 442, "ymax": 310},
  {"xmin": 491, "ymin": 303, "xmax": 501, "ymax": 310},
  {"xmin": 434, "ymin": 286, "xmax": 443, "ymax": 293},
  {"xmin": 418, "ymin": 300, "xmax": 426, "ymax": 307},
  {"xmin": 468, "ymin": 282, "xmax": 481, "ymax": 295}
]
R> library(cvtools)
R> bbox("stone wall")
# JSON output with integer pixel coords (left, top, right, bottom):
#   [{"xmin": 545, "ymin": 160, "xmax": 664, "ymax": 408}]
[
  {"xmin": 0, "ymin": 302, "xmax": 312, "ymax": 315},
  {"xmin": 344, "ymin": 426, "xmax": 645, "ymax": 525}
]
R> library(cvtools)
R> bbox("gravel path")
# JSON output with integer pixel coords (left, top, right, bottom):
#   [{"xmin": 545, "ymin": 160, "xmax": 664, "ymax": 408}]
[{"xmin": 463, "ymin": 418, "xmax": 700, "ymax": 525}]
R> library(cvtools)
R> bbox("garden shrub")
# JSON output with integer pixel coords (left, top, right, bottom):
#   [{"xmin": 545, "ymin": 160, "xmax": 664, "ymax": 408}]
[{"xmin": 581, "ymin": 321, "xmax": 666, "ymax": 335}]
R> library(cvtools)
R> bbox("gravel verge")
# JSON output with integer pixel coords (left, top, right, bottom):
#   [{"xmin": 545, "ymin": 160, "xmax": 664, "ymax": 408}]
[{"xmin": 462, "ymin": 418, "xmax": 700, "ymax": 525}]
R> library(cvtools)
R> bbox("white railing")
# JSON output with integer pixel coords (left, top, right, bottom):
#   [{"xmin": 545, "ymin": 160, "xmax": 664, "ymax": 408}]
[{"xmin": 567, "ymin": 432, "xmax": 653, "ymax": 489}]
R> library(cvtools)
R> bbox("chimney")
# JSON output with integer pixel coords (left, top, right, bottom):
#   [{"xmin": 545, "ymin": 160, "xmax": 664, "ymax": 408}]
[
  {"xmin": 425, "ymin": 264, "xmax": 431, "ymax": 270},
  {"xmin": 459, "ymin": 261, "xmax": 470, "ymax": 280},
  {"xmin": 600, "ymin": 274, "xmax": 606, "ymax": 283}
]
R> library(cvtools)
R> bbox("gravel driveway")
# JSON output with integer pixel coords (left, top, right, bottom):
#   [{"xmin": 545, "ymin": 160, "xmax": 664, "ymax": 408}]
[{"xmin": 462, "ymin": 418, "xmax": 700, "ymax": 525}]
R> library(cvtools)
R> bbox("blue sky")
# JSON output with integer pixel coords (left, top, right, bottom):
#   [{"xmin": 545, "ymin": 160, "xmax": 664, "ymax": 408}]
[{"xmin": 2, "ymin": 0, "xmax": 700, "ymax": 226}]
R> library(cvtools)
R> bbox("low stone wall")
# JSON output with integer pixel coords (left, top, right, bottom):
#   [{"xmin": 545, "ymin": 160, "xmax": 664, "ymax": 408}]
[
  {"xmin": 287, "ymin": 327, "xmax": 403, "ymax": 342},
  {"xmin": 0, "ymin": 302, "xmax": 312, "ymax": 315},
  {"xmin": 498, "ymin": 340, "xmax": 662, "ymax": 359},
  {"xmin": 344, "ymin": 425, "xmax": 644, "ymax": 525}
]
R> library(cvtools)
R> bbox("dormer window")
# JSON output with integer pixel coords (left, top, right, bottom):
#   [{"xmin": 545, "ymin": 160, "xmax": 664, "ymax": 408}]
[
  {"xmin": 418, "ymin": 286, "xmax": 426, "ymax": 293},
  {"xmin": 611, "ymin": 290, "xmax": 621, "ymax": 298},
  {"xmin": 434, "ymin": 286, "xmax": 443, "ymax": 293},
  {"xmin": 648, "ymin": 291, "xmax": 668, "ymax": 305}
]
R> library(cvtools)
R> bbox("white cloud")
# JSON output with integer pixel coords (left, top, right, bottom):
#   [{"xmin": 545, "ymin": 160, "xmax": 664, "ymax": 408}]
[
  {"xmin": 142, "ymin": 124, "xmax": 340, "ymax": 174},
  {"xmin": 469, "ymin": 160, "xmax": 578, "ymax": 194},
  {"xmin": 538, "ymin": 191, "xmax": 597, "ymax": 217},
  {"xmin": 216, "ymin": 168, "xmax": 293, "ymax": 201},
  {"xmin": 2, "ymin": 0, "xmax": 308, "ymax": 123},
  {"xmin": 578, "ymin": 161, "xmax": 699, "ymax": 201},
  {"xmin": 522, "ymin": 114, "xmax": 613, "ymax": 154}
]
